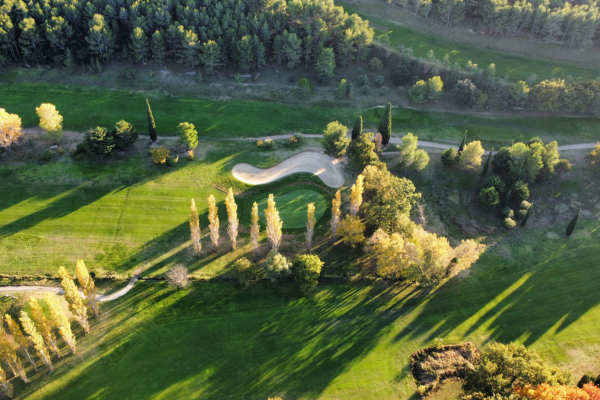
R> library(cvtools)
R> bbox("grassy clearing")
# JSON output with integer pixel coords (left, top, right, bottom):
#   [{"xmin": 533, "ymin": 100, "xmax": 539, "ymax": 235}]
[{"xmin": 340, "ymin": 2, "xmax": 600, "ymax": 82}]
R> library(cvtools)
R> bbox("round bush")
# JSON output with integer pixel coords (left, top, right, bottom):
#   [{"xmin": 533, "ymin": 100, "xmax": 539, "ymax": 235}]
[
  {"xmin": 516, "ymin": 209, "xmax": 527, "ymax": 220},
  {"xmin": 166, "ymin": 154, "xmax": 179, "ymax": 166},
  {"xmin": 501, "ymin": 207, "xmax": 514, "ymax": 219},
  {"xmin": 263, "ymin": 139, "xmax": 274, "ymax": 149},
  {"xmin": 503, "ymin": 218, "xmax": 517, "ymax": 230},
  {"xmin": 482, "ymin": 175, "xmax": 506, "ymax": 195},
  {"xmin": 477, "ymin": 187, "xmax": 500, "ymax": 211},
  {"xmin": 256, "ymin": 140, "xmax": 263, "ymax": 147},
  {"xmin": 441, "ymin": 147, "xmax": 459, "ymax": 166},
  {"xmin": 42, "ymin": 149, "xmax": 54, "ymax": 161},
  {"xmin": 519, "ymin": 200, "xmax": 532, "ymax": 210},
  {"xmin": 358, "ymin": 74, "xmax": 368, "ymax": 86},
  {"xmin": 511, "ymin": 181, "xmax": 530, "ymax": 201},
  {"xmin": 369, "ymin": 57, "xmax": 383, "ymax": 71}
]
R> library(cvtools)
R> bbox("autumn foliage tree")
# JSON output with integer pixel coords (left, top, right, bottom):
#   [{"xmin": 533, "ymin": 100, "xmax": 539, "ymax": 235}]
[
  {"xmin": 305, "ymin": 203, "xmax": 317, "ymax": 253},
  {"xmin": 20, "ymin": 311, "xmax": 53, "ymax": 374},
  {"xmin": 36, "ymin": 103, "xmax": 63, "ymax": 144},
  {"xmin": 514, "ymin": 382, "xmax": 600, "ymax": 400},
  {"xmin": 0, "ymin": 366, "xmax": 12, "ymax": 398},
  {"xmin": 265, "ymin": 194, "xmax": 283, "ymax": 251},
  {"xmin": 250, "ymin": 202, "xmax": 260, "ymax": 255},
  {"xmin": 0, "ymin": 327, "xmax": 27, "ymax": 383},
  {"xmin": 0, "ymin": 108, "xmax": 23, "ymax": 156},
  {"xmin": 330, "ymin": 190, "xmax": 342, "ymax": 243},
  {"xmin": 338, "ymin": 215, "xmax": 366, "ymax": 247},
  {"xmin": 225, "ymin": 188, "xmax": 239, "ymax": 250},
  {"xmin": 5, "ymin": 315, "xmax": 36, "ymax": 371},
  {"xmin": 44, "ymin": 294, "xmax": 76, "ymax": 355},
  {"xmin": 207, "ymin": 195, "xmax": 220, "ymax": 251},
  {"xmin": 58, "ymin": 266, "xmax": 90, "ymax": 334},
  {"xmin": 76, "ymin": 260, "xmax": 98, "ymax": 318},
  {"xmin": 29, "ymin": 297, "xmax": 60, "ymax": 358},
  {"xmin": 350, "ymin": 175, "xmax": 364, "ymax": 216},
  {"xmin": 190, "ymin": 198, "xmax": 202, "ymax": 256}
]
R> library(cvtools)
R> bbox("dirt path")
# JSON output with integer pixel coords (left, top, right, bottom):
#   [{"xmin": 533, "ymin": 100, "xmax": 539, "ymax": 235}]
[{"xmin": 232, "ymin": 151, "xmax": 344, "ymax": 188}]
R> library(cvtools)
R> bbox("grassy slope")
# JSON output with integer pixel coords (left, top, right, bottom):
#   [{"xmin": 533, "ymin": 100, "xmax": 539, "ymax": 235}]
[
  {"xmin": 14, "ymin": 219, "xmax": 600, "ymax": 399},
  {"xmin": 251, "ymin": 187, "xmax": 329, "ymax": 229},
  {"xmin": 340, "ymin": 3, "xmax": 600, "ymax": 82}
]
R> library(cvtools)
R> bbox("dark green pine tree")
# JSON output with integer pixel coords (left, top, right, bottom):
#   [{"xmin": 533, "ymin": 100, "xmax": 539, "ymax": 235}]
[
  {"xmin": 146, "ymin": 99, "xmax": 157, "ymax": 142},
  {"xmin": 351, "ymin": 116, "xmax": 363, "ymax": 141},
  {"xmin": 482, "ymin": 147, "xmax": 493, "ymax": 176},
  {"xmin": 521, "ymin": 202, "xmax": 533, "ymax": 226},
  {"xmin": 565, "ymin": 209, "xmax": 580, "ymax": 237},
  {"xmin": 378, "ymin": 103, "xmax": 392, "ymax": 145},
  {"xmin": 458, "ymin": 130, "xmax": 467, "ymax": 153},
  {"xmin": 502, "ymin": 189, "xmax": 511, "ymax": 208}
]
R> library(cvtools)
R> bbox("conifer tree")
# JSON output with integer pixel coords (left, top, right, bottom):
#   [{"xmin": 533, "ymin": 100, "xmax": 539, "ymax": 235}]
[
  {"xmin": 250, "ymin": 202, "xmax": 260, "ymax": 255},
  {"xmin": 378, "ymin": 103, "xmax": 392, "ymax": 145},
  {"xmin": 521, "ymin": 202, "xmax": 533, "ymax": 227},
  {"xmin": 29, "ymin": 297, "xmax": 60, "ymax": 358},
  {"xmin": 76, "ymin": 260, "xmax": 98, "ymax": 318},
  {"xmin": 20, "ymin": 312, "xmax": 53, "ymax": 374},
  {"xmin": 502, "ymin": 189, "xmax": 512, "ymax": 208},
  {"xmin": 129, "ymin": 27, "xmax": 149, "ymax": 63},
  {"xmin": 58, "ymin": 267, "xmax": 90, "ymax": 334},
  {"xmin": 0, "ymin": 328, "xmax": 27, "ymax": 383},
  {"xmin": 350, "ymin": 175, "xmax": 364, "ymax": 216},
  {"xmin": 566, "ymin": 209, "xmax": 580, "ymax": 237},
  {"xmin": 207, "ymin": 195, "xmax": 219, "ymax": 251},
  {"xmin": 151, "ymin": 31, "xmax": 166, "ymax": 65},
  {"xmin": 146, "ymin": 99, "xmax": 157, "ymax": 142},
  {"xmin": 351, "ymin": 116, "xmax": 363, "ymax": 140},
  {"xmin": 482, "ymin": 147, "xmax": 493, "ymax": 176},
  {"xmin": 44, "ymin": 294, "xmax": 76, "ymax": 355},
  {"xmin": 225, "ymin": 188, "xmax": 239, "ymax": 250},
  {"xmin": 458, "ymin": 131, "xmax": 467, "ymax": 153},
  {"xmin": 5, "ymin": 315, "xmax": 36, "ymax": 371},
  {"xmin": 265, "ymin": 194, "xmax": 283, "ymax": 250},
  {"xmin": 190, "ymin": 198, "xmax": 202, "ymax": 256},
  {"xmin": 177, "ymin": 122, "xmax": 198, "ymax": 158},
  {"xmin": 236, "ymin": 35, "xmax": 254, "ymax": 72},
  {"xmin": 200, "ymin": 40, "xmax": 222, "ymax": 76},
  {"xmin": 305, "ymin": 203, "xmax": 317, "ymax": 253},
  {"xmin": 330, "ymin": 190, "xmax": 342, "ymax": 243},
  {"xmin": 0, "ymin": 365, "xmax": 12, "ymax": 398}
]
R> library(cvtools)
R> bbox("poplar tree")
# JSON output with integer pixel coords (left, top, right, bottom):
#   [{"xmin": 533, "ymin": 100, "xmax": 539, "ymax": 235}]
[
  {"xmin": 20, "ymin": 312, "xmax": 53, "ymax": 374},
  {"xmin": 351, "ymin": 116, "xmax": 363, "ymax": 140},
  {"xmin": 36, "ymin": 103, "xmax": 63, "ymax": 144},
  {"xmin": 207, "ymin": 195, "xmax": 219, "ymax": 251},
  {"xmin": 190, "ymin": 198, "xmax": 202, "ymax": 256},
  {"xmin": 225, "ymin": 188, "xmax": 239, "ymax": 250},
  {"xmin": 0, "ymin": 328, "xmax": 27, "ymax": 383},
  {"xmin": 76, "ymin": 260, "xmax": 99, "ymax": 318},
  {"xmin": 330, "ymin": 190, "xmax": 342, "ymax": 243},
  {"xmin": 0, "ymin": 366, "xmax": 12, "ymax": 398},
  {"xmin": 44, "ymin": 294, "xmax": 76, "ymax": 355},
  {"xmin": 482, "ymin": 147, "xmax": 494, "ymax": 176},
  {"xmin": 566, "ymin": 209, "xmax": 580, "ymax": 237},
  {"xmin": 265, "ymin": 194, "xmax": 283, "ymax": 250},
  {"xmin": 151, "ymin": 30, "xmax": 166, "ymax": 65},
  {"xmin": 5, "ymin": 315, "xmax": 36, "ymax": 371},
  {"xmin": 250, "ymin": 202, "xmax": 260, "ymax": 255},
  {"xmin": 350, "ymin": 175, "xmax": 364, "ymax": 216},
  {"xmin": 58, "ymin": 267, "xmax": 90, "ymax": 334},
  {"xmin": 129, "ymin": 27, "xmax": 149, "ymax": 63},
  {"xmin": 378, "ymin": 103, "xmax": 392, "ymax": 145},
  {"xmin": 458, "ymin": 131, "xmax": 467, "ymax": 153},
  {"xmin": 305, "ymin": 203, "xmax": 317, "ymax": 253},
  {"xmin": 146, "ymin": 99, "xmax": 157, "ymax": 142},
  {"xmin": 521, "ymin": 202, "xmax": 533, "ymax": 227},
  {"xmin": 29, "ymin": 297, "xmax": 60, "ymax": 358}
]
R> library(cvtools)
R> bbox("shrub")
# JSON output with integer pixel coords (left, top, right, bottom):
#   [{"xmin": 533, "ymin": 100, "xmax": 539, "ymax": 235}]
[
  {"xmin": 263, "ymin": 139, "xmax": 274, "ymax": 149},
  {"xmin": 74, "ymin": 142, "xmax": 87, "ymax": 155},
  {"xmin": 263, "ymin": 250, "xmax": 291, "ymax": 282},
  {"xmin": 482, "ymin": 175, "xmax": 506, "ymax": 195},
  {"xmin": 361, "ymin": 85, "xmax": 371, "ymax": 94},
  {"xmin": 555, "ymin": 158, "xmax": 572, "ymax": 174},
  {"xmin": 519, "ymin": 200, "xmax": 532, "ymax": 210},
  {"xmin": 42, "ymin": 149, "xmax": 54, "ymax": 161},
  {"xmin": 296, "ymin": 78, "xmax": 313, "ymax": 99},
  {"xmin": 165, "ymin": 264, "xmax": 189, "ymax": 289},
  {"xmin": 511, "ymin": 180, "xmax": 530, "ymax": 201},
  {"xmin": 322, "ymin": 121, "xmax": 349, "ymax": 157},
  {"xmin": 232, "ymin": 258, "xmax": 256, "ymax": 287},
  {"xmin": 409, "ymin": 76, "xmax": 443, "ymax": 103},
  {"xmin": 503, "ymin": 218, "xmax": 516, "ymax": 230},
  {"xmin": 150, "ymin": 146, "xmax": 170, "ymax": 164},
  {"xmin": 288, "ymin": 133, "xmax": 303, "ymax": 146},
  {"xmin": 337, "ymin": 78, "xmax": 348, "ymax": 99},
  {"xmin": 516, "ymin": 209, "xmax": 527, "ymax": 220},
  {"xmin": 491, "ymin": 147, "xmax": 511, "ymax": 174},
  {"xmin": 358, "ymin": 74, "xmax": 368, "ymax": 86},
  {"xmin": 291, "ymin": 254, "xmax": 324, "ymax": 293},
  {"xmin": 375, "ymin": 75, "xmax": 385, "ymax": 86},
  {"xmin": 391, "ymin": 61, "xmax": 412, "ymax": 85},
  {"xmin": 380, "ymin": 86, "xmax": 389, "ymax": 94},
  {"xmin": 369, "ymin": 57, "xmax": 383, "ymax": 71},
  {"xmin": 452, "ymin": 78, "xmax": 479, "ymax": 107},
  {"xmin": 85, "ymin": 126, "xmax": 116, "ymax": 158},
  {"xmin": 166, "ymin": 154, "xmax": 179, "ymax": 166},
  {"xmin": 477, "ymin": 187, "xmax": 499, "ymax": 211},
  {"xmin": 256, "ymin": 140, "xmax": 264, "ymax": 147},
  {"xmin": 113, "ymin": 120, "xmax": 139, "ymax": 150},
  {"xmin": 501, "ymin": 207, "xmax": 514, "ymax": 219},
  {"xmin": 441, "ymin": 147, "xmax": 459, "ymax": 166}
]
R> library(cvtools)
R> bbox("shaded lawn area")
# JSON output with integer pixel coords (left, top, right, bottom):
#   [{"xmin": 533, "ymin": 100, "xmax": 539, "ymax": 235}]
[{"xmin": 14, "ymin": 220, "xmax": 600, "ymax": 399}]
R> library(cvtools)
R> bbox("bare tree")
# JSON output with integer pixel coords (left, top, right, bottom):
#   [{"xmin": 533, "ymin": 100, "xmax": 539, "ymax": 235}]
[{"xmin": 166, "ymin": 264, "xmax": 189, "ymax": 289}]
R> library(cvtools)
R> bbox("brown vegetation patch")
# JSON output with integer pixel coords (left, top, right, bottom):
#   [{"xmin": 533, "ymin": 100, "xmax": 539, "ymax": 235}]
[{"xmin": 411, "ymin": 342, "xmax": 480, "ymax": 395}]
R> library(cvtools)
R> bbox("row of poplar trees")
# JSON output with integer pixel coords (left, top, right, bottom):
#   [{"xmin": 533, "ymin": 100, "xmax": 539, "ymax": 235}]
[
  {"xmin": 0, "ymin": 261, "xmax": 98, "ymax": 397},
  {"xmin": 0, "ymin": 0, "xmax": 373, "ymax": 75}
]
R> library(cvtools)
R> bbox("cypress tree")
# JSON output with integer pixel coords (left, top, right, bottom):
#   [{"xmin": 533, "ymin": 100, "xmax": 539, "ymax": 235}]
[
  {"xmin": 146, "ymin": 98, "xmax": 157, "ymax": 142},
  {"xmin": 351, "ymin": 116, "xmax": 363, "ymax": 141},
  {"xmin": 378, "ymin": 103, "xmax": 392, "ymax": 145},
  {"xmin": 458, "ymin": 130, "xmax": 467, "ymax": 153},
  {"xmin": 502, "ymin": 189, "xmax": 511, "ymax": 207},
  {"xmin": 521, "ymin": 202, "xmax": 533, "ymax": 226},
  {"xmin": 482, "ymin": 147, "xmax": 493, "ymax": 176},
  {"xmin": 565, "ymin": 209, "xmax": 580, "ymax": 237}
]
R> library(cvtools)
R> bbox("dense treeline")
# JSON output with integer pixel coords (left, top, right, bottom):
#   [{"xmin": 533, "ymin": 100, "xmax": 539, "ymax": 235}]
[
  {"xmin": 0, "ymin": 0, "xmax": 373, "ymax": 77},
  {"xmin": 394, "ymin": 0, "xmax": 600, "ymax": 49}
]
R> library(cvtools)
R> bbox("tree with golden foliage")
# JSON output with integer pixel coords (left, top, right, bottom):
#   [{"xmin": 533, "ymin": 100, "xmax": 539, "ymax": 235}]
[
  {"xmin": 20, "ymin": 311, "xmax": 53, "ymax": 374},
  {"xmin": 0, "ymin": 366, "xmax": 13, "ymax": 398},
  {"xmin": 189, "ymin": 198, "xmax": 202, "ymax": 256},
  {"xmin": 0, "ymin": 328, "xmax": 27, "ymax": 383},
  {"xmin": 44, "ymin": 294, "xmax": 76, "ymax": 355},
  {"xmin": 58, "ymin": 266, "xmax": 90, "ymax": 334},
  {"xmin": 407, "ymin": 228, "xmax": 454, "ymax": 287},
  {"xmin": 264, "ymin": 194, "xmax": 283, "ymax": 250},
  {"xmin": 451, "ymin": 239, "xmax": 486, "ymax": 276},
  {"xmin": 36, "ymin": 103, "xmax": 63, "ymax": 144},
  {"xmin": 76, "ymin": 260, "xmax": 99, "ymax": 318},
  {"xmin": 338, "ymin": 215, "xmax": 366, "ymax": 248},
  {"xmin": 207, "ymin": 195, "xmax": 220, "ymax": 251},
  {"xmin": 367, "ymin": 229, "xmax": 413, "ymax": 278},
  {"xmin": 459, "ymin": 141, "xmax": 485, "ymax": 171},
  {"xmin": 0, "ymin": 108, "xmax": 23, "ymax": 155},
  {"xmin": 514, "ymin": 383, "xmax": 597, "ymax": 400},
  {"xmin": 305, "ymin": 203, "xmax": 317, "ymax": 253},
  {"xmin": 350, "ymin": 174, "xmax": 364, "ymax": 216},
  {"xmin": 330, "ymin": 190, "xmax": 341, "ymax": 243},
  {"xmin": 250, "ymin": 202, "xmax": 260, "ymax": 255},
  {"xmin": 5, "ymin": 314, "xmax": 36, "ymax": 371},
  {"xmin": 225, "ymin": 188, "xmax": 239, "ymax": 250},
  {"xmin": 29, "ymin": 297, "xmax": 60, "ymax": 358}
]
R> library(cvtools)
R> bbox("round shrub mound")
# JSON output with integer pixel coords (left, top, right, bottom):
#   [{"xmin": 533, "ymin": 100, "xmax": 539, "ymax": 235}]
[
  {"xmin": 482, "ymin": 175, "xmax": 506, "ymax": 195},
  {"xmin": 477, "ymin": 187, "xmax": 499, "ymax": 211},
  {"xmin": 503, "ymin": 218, "xmax": 517, "ymax": 230},
  {"xmin": 511, "ymin": 181, "xmax": 530, "ymax": 201},
  {"xmin": 501, "ymin": 207, "xmax": 514, "ymax": 219},
  {"xmin": 519, "ymin": 200, "xmax": 532, "ymax": 210}
]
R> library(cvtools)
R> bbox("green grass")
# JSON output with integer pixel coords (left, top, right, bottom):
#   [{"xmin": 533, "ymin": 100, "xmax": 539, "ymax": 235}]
[
  {"xmin": 341, "ymin": 4, "xmax": 600, "ymax": 82},
  {"xmin": 13, "ymin": 217, "xmax": 600, "ymax": 399}
]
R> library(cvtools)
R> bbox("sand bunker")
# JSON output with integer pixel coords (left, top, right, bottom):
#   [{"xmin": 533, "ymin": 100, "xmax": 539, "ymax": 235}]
[{"xmin": 232, "ymin": 151, "xmax": 344, "ymax": 188}]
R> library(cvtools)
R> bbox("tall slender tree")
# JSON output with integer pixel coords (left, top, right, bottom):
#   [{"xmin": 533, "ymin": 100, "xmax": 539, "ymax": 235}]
[
  {"xmin": 0, "ymin": 328, "xmax": 27, "ymax": 383},
  {"xmin": 566, "ymin": 208, "xmax": 580, "ymax": 237},
  {"xmin": 190, "ymin": 198, "xmax": 202, "ymax": 256},
  {"xmin": 378, "ymin": 103, "xmax": 392, "ymax": 145},
  {"xmin": 0, "ymin": 365, "xmax": 12, "ymax": 398},
  {"xmin": 305, "ymin": 203, "xmax": 317, "ymax": 253},
  {"xmin": 44, "ymin": 294, "xmax": 76, "ymax": 355},
  {"xmin": 129, "ymin": 27, "xmax": 149, "ymax": 63},
  {"xmin": 350, "ymin": 175, "xmax": 364, "ymax": 216},
  {"xmin": 482, "ymin": 147, "xmax": 494, "ymax": 175},
  {"xmin": 76, "ymin": 260, "xmax": 98, "ymax": 318},
  {"xmin": 351, "ymin": 116, "xmax": 363, "ymax": 140},
  {"xmin": 521, "ymin": 202, "xmax": 533, "ymax": 227},
  {"xmin": 146, "ymin": 99, "xmax": 157, "ymax": 142},
  {"xmin": 250, "ymin": 202, "xmax": 260, "ymax": 256},
  {"xmin": 29, "ymin": 297, "xmax": 60, "ymax": 358},
  {"xmin": 151, "ymin": 30, "xmax": 166, "ymax": 64},
  {"xmin": 330, "ymin": 190, "xmax": 342, "ymax": 243},
  {"xmin": 458, "ymin": 130, "xmax": 467, "ymax": 153},
  {"xmin": 5, "ymin": 315, "xmax": 36, "ymax": 371},
  {"xmin": 265, "ymin": 194, "xmax": 283, "ymax": 250},
  {"xmin": 225, "ymin": 188, "xmax": 239, "ymax": 250},
  {"xmin": 58, "ymin": 267, "xmax": 90, "ymax": 334},
  {"xmin": 207, "ymin": 195, "xmax": 219, "ymax": 251},
  {"xmin": 20, "ymin": 312, "xmax": 53, "ymax": 374}
]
